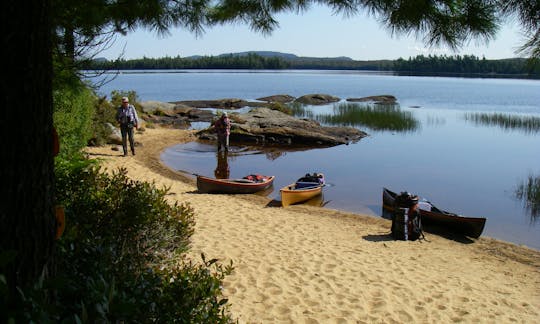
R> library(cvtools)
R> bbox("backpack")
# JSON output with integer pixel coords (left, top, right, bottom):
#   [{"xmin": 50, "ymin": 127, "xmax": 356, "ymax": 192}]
[
  {"xmin": 391, "ymin": 207, "xmax": 423, "ymax": 241},
  {"xmin": 391, "ymin": 192, "xmax": 424, "ymax": 241}
]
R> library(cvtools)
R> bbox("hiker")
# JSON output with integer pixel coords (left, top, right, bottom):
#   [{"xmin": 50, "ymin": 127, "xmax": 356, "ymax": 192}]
[
  {"xmin": 116, "ymin": 97, "xmax": 139, "ymax": 156},
  {"xmin": 213, "ymin": 112, "xmax": 231, "ymax": 152}
]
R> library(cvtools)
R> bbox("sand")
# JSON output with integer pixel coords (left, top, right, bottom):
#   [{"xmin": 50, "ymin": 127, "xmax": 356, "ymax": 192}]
[{"xmin": 85, "ymin": 127, "xmax": 540, "ymax": 323}]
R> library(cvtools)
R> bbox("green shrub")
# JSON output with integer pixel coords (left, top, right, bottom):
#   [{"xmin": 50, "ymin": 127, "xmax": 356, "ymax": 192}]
[
  {"xmin": 53, "ymin": 85, "xmax": 96, "ymax": 157},
  {"xmin": 89, "ymin": 96, "xmax": 116, "ymax": 146},
  {"xmin": 1, "ymin": 157, "xmax": 235, "ymax": 323},
  {"xmin": 110, "ymin": 90, "xmax": 143, "ymax": 115}
]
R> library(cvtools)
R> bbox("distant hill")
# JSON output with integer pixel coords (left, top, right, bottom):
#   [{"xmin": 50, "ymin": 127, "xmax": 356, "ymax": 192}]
[{"xmin": 188, "ymin": 51, "xmax": 354, "ymax": 61}]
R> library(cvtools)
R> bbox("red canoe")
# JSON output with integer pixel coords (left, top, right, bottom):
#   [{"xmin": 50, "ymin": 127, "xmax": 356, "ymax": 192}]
[{"xmin": 197, "ymin": 174, "xmax": 275, "ymax": 194}]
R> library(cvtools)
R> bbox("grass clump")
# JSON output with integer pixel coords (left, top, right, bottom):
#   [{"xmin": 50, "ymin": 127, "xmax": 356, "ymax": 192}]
[
  {"xmin": 317, "ymin": 102, "xmax": 419, "ymax": 133},
  {"xmin": 464, "ymin": 112, "xmax": 540, "ymax": 134},
  {"xmin": 516, "ymin": 174, "xmax": 540, "ymax": 223}
]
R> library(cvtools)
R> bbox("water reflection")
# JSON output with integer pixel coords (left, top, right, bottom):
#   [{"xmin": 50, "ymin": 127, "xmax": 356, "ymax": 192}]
[
  {"xmin": 289, "ymin": 102, "xmax": 316, "ymax": 119},
  {"xmin": 302, "ymin": 193, "xmax": 328, "ymax": 207},
  {"xmin": 464, "ymin": 112, "xmax": 540, "ymax": 134},
  {"xmin": 515, "ymin": 174, "xmax": 540, "ymax": 223},
  {"xmin": 297, "ymin": 102, "xmax": 420, "ymax": 133},
  {"xmin": 214, "ymin": 151, "xmax": 230, "ymax": 179}
]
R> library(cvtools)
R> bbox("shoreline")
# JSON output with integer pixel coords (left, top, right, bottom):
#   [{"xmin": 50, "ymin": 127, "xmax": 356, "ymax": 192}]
[{"xmin": 85, "ymin": 126, "xmax": 540, "ymax": 323}]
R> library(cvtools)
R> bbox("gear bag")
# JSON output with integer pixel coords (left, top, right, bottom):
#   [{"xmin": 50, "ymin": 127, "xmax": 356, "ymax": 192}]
[{"xmin": 391, "ymin": 192, "xmax": 424, "ymax": 241}]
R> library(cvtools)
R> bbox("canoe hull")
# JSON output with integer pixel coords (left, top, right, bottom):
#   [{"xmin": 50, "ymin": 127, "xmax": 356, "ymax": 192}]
[
  {"xmin": 382, "ymin": 188, "xmax": 486, "ymax": 238},
  {"xmin": 197, "ymin": 175, "xmax": 275, "ymax": 194},
  {"xmin": 280, "ymin": 183, "xmax": 323, "ymax": 207}
]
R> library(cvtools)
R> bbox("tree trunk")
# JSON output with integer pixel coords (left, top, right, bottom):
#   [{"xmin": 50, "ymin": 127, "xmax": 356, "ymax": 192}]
[{"xmin": 1, "ymin": 0, "xmax": 55, "ymax": 291}]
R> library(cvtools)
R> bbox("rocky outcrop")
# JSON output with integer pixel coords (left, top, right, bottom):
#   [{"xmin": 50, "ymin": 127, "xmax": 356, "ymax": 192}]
[
  {"xmin": 197, "ymin": 107, "xmax": 367, "ymax": 147},
  {"xmin": 170, "ymin": 98, "xmax": 267, "ymax": 109},
  {"xmin": 346, "ymin": 95, "xmax": 397, "ymax": 104},
  {"xmin": 139, "ymin": 101, "xmax": 217, "ymax": 128},
  {"xmin": 256, "ymin": 94, "xmax": 296, "ymax": 103},
  {"xmin": 295, "ymin": 94, "xmax": 341, "ymax": 105},
  {"xmin": 139, "ymin": 101, "xmax": 176, "ymax": 114}
]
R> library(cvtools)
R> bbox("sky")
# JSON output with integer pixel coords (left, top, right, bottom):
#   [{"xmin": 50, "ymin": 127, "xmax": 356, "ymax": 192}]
[{"xmin": 98, "ymin": 5, "xmax": 526, "ymax": 61}]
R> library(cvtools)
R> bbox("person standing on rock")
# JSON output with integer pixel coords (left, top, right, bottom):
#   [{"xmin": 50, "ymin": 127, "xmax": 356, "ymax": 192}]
[
  {"xmin": 116, "ymin": 97, "xmax": 139, "ymax": 156},
  {"xmin": 213, "ymin": 112, "xmax": 231, "ymax": 152}
]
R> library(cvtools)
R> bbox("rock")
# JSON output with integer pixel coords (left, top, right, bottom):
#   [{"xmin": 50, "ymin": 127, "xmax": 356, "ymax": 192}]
[
  {"xmin": 187, "ymin": 108, "xmax": 214, "ymax": 121},
  {"xmin": 256, "ymin": 94, "xmax": 296, "ymax": 103},
  {"xmin": 171, "ymin": 98, "xmax": 267, "ymax": 109},
  {"xmin": 196, "ymin": 107, "xmax": 366, "ymax": 147},
  {"xmin": 105, "ymin": 122, "xmax": 122, "ymax": 144},
  {"xmin": 346, "ymin": 95, "xmax": 397, "ymax": 104},
  {"xmin": 295, "ymin": 94, "xmax": 341, "ymax": 105},
  {"xmin": 144, "ymin": 114, "xmax": 191, "ymax": 129},
  {"xmin": 139, "ymin": 101, "xmax": 176, "ymax": 114}
]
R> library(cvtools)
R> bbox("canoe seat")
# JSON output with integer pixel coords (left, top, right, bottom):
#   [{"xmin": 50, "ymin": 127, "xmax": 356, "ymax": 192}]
[{"xmin": 295, "ymin": 181, "xmax": 320, "ymax": 189}]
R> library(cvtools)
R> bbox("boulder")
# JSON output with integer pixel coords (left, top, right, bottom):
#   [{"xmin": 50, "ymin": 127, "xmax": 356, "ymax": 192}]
[
  {"xmin": 105, "ymin": 122, "xmax": 122, "ymax": 144},
  {"xmin": 139, "ymin": 100, "xmax": 176, "ymax": 114},
  {"xmin": 295, "ymin": 94, "xmax": 341, "ymax": 105},
  {"xmin": 256, "ymin": 94, "xmax": 296, "ymax": 103},
  {"xmin": 197, "ymin": 107, "xmax": 367, "ymax": 147},
  {"xmin": 171, "ymin": 98, "xmax": 266, "ymax": 109}
]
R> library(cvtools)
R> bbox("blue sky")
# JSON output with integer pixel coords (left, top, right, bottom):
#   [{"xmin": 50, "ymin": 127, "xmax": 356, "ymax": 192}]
[{"xmin": 99, "ymin": 5, "xmax": 524, "ymax": 61}]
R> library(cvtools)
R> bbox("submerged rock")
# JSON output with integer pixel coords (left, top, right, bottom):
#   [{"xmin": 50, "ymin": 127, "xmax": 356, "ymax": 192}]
[
  {"xmin": 197, "ymin": 107, "xmax": 367, "ymax": 147},
  {"xmin": 346, "ymin": 95, "xmax": 397, "ymax": 104}
]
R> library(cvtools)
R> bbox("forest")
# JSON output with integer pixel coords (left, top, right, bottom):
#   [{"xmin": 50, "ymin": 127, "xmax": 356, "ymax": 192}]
[{"xmin": 85, "ymin": 53, "xmax": 540, "ymax": 77}]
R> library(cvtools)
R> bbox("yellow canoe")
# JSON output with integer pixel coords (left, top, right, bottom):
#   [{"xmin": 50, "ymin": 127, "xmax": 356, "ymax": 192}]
[{"xmin": 280, "ymin": 182, "xmax": 324, "ymax": 207}]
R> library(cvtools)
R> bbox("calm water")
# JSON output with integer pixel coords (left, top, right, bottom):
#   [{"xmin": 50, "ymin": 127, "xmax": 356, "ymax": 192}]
[{"xmin": 95, "ymin": 70, "xmax": 540, "ymax": 250}]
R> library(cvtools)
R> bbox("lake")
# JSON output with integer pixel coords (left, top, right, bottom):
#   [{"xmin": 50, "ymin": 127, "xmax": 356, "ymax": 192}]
[{"xmin": 94, "ymin": 70, "xmax": 540, "ymax": 250}]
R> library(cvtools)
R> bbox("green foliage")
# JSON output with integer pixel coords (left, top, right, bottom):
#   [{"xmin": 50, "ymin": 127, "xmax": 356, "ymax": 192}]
[
  {"xmin": 89, "ymin": 95, "xmax": 116, "ymax": 146},
  {"xmin": 110, "ymin": 90, "xmax": 139, "ymax": 108},
  {"xmin": 1, "ymin": 157, "xmax": 234, "ymax": 323},
  {"xmin": 53, "ymin": 84, "xmax": 96, "ymax": 157},
  {"xmin": 110, "ymin": 90, "xmax": 144, "ymax": 116},
  {"xmin": 463, "ymin": 112, "xmax": 540, "ymax": 134}
]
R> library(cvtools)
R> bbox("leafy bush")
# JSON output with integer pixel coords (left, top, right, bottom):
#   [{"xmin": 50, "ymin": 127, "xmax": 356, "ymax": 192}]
[
  {"xmin": 110, "ymin": 90, "xmax": 143, "ymax": 115},
  {"xmin": 1, "ymin": 157, "xmax": 235, "ymax": 323},
  {"xmin": 53, "ymin": 85, "xmax": 96, "ymax": 157},
  {"xmin": 89, "ymin": 96, "xmax": 116, "ymax": 146}
]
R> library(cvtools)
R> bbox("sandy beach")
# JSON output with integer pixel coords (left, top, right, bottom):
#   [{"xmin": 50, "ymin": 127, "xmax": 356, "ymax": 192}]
[{"xmin": 86, "ymin": 127, "xmax": 540, "ymax": 323}]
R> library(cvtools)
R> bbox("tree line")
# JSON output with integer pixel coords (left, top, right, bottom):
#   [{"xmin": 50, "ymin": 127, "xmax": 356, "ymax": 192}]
[
  {"xmin": 85, "ymin": 53, "xmax": 539, "ymax": 77},
  {"xmin": 393, "ymin": 55, "xmax": 540, "ymax": 76}
]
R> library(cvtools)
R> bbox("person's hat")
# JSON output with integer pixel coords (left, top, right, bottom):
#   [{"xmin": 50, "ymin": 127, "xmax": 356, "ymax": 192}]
[
  {"xmin": 121, "ymin": 97, "xmax": 129, "ymax": 103},
  {"xmin": 222, "ymin": 112, "xmax": 228, "ymax": 117}
]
